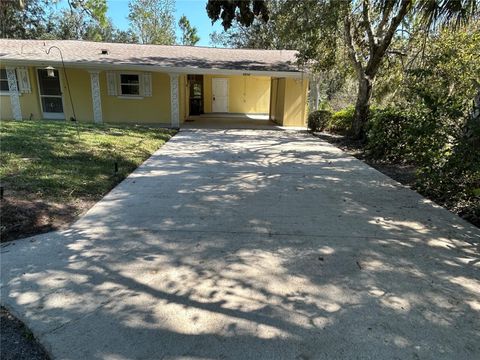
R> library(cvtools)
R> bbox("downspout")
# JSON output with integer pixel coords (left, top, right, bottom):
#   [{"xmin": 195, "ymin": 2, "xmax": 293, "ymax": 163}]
[{"xmin": 301, "ymin": 67, "xmax": 306, "ymax": 126}]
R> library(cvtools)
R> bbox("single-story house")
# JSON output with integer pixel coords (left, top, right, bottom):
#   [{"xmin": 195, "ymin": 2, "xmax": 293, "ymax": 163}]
[{"xmin": 0, "ymin": 39, "xmax": 308, "ymax": 127}]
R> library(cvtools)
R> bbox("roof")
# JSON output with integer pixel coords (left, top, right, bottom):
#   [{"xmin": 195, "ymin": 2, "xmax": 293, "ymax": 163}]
[{"xmin": 0, "ymin": 39, "xmax": 301, "ymax": 75}]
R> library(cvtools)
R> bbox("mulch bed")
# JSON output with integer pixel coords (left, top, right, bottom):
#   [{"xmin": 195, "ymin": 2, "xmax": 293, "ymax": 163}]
[
  {"xmin": 0, "ymin": 192, "xmax": 95, "ymax": 242},
  {"xmin": 0, "ymin": 307, "xmax": 50, "ymax": 360}
]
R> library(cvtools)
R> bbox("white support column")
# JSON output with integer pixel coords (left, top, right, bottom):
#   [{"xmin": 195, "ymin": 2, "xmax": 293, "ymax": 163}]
[
  {"xmin": 6, "ymin": 67, "xmax": 22, "ymax": 120},
  {"xmin": 169, "ymin": 73, "xmax": 180, "ymax": 128},
  {"xmin": 89, "ymin": 71, "xmax": 103, "ymax": 124}
]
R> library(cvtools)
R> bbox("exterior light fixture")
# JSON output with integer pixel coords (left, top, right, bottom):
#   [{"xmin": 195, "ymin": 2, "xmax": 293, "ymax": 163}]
[{"xmin": 45, "ymin": 66, "xmax": 56, "ymax": 78}]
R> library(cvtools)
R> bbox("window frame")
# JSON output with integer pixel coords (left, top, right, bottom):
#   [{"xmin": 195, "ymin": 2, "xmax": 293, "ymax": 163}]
[
  {"xmin": 36, "ymin": 67, "xmax": 65, "ymax": 120},
  {"xmin": 0, "ymin": 68, "xmax": 20, "ymax": 96},
  {"xmin": 118, "ymin": 72, "xmax": 142, "ymax": 98}
]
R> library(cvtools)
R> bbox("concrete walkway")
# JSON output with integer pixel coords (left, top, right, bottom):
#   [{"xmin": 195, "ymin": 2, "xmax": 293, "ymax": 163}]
[{"xmin": 1, "ymin": 129, "xmax": 479, "ymax": 360}]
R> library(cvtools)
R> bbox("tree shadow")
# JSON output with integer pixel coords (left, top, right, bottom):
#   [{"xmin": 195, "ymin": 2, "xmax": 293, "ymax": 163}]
[{"xmin": 1, "ymin": 129, "xmax": 479, "ymax": 359}]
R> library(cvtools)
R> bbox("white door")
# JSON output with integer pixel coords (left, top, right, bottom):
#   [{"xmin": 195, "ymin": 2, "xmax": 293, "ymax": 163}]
[{"xmin": 212, "ymin": 78, "xmax": 228, "ymax": 112}]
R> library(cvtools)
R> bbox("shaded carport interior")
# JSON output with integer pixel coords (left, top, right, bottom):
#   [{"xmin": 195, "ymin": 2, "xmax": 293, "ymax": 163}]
[{"xmin": 183, "ymin": 74, "xmax": 308, "ymax": 129}]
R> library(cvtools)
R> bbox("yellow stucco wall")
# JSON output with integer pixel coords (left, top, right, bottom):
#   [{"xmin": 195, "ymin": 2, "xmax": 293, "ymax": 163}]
[
  {"xmin": 1, "ymin": 66, "xmax": 42, "ymax": 120},
  {"xmin": 203, "ymin": 74, "xmax": 271, "ymax": 114},
  {"xmin": 1, "ymin": 64, "xmax": 307, "ymax": 127},
  {"xmin": 1, "ymin": 66, "xmax": 173, "ymax": 124},
  {"xmin": 282, "ymin": 77, "xmax": 308, "ymax": 127},
  {"xmin": 1, "ymin": 91, "xmax": 13, "ymax": 119},
  {"xmin": 269, "ymin": 78, "xmax": 285, "ymax": 124},
  {"xmin": 1, "ymin": 66, "xmax": 96, "ymax": 122},
  {"xmin": 100, "ymin": 71, "xmax": 171, "ymax": 124},
  {"xmin": 62, "ymin": 68, "xmax": 93, "ymax": 122},
  {"xmin": 269, "ymin": 77, "xmax": 308, "ymax": 127}
]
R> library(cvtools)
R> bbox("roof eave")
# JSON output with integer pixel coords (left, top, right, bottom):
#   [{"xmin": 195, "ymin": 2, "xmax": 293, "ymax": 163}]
[{"xmin": 0, "ymin": 58, "xmax": 306, "ymax": 78}]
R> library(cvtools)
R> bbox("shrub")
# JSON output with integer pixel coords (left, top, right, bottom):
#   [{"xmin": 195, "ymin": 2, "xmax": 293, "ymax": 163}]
[
  {"xmin": 325, "ymin": 106, "xmax": 354, "ymax": 134},
  {"xmin": 416, "ymin": 121, "xmax": 480, "ymax": 224},
  {"xmin": 307, "ymin": 110, "xmax": 332, "ymax": 132},
  {"xmin": 366, "ymin": 107, "xmax": 417, "ymax": 162}
]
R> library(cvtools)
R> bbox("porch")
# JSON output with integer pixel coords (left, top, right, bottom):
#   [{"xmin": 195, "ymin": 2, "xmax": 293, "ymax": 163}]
[{"xmin": 183, "ymin": 113, "xmax": 278, "ymax": 129}]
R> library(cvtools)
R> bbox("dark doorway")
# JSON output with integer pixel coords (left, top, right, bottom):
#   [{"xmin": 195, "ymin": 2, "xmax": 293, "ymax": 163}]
[{"xmin": 188, "ymin": 75, "xmax": 204, "ymax": 115}]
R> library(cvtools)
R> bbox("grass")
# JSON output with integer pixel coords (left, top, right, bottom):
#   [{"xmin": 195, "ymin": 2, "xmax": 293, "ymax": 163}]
[{"xmin": 0, "ymin": 120, "xmax": 175, "ymax": 241}]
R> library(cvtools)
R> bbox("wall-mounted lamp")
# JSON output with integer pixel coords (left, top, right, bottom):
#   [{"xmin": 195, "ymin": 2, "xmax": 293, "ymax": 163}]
[{"xmin": 45, "ymin": 65, "xmax": 56, "ymax": 78}]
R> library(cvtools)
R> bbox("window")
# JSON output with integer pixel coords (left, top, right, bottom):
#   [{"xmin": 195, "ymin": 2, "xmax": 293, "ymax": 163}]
[
  {"xmin": 120, "ymin": 73, "xmax": 140, "ymax": 96},
  {"xmin": 1, "ymin": 69, "xmax": 10, "ymax": 92},
  {"xmin": 0, "ymin": 69, "xmax": 21, "ymax": 94}
]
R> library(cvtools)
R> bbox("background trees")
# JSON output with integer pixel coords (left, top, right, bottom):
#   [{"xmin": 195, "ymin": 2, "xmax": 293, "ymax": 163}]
[
  {"xmin": 0, "ymin": 0, "xmax": 133, "ymax": 42},
  {"xmin": 1, "ymin": 0, "xmax": 198, "ymax": 46},
  {"xmin": 207, "ymin": 0, "xmax": 478, "ymax": 138},
  {"xmin": 127, "ymin": 0, "xmax": 175, "ymax": 45},
  {"xmin": 178, "ymin": 15, "xmax": 199, "ymax": 46},
  {"xmin": 0, "ymin": 0, "xmax": 50, "ymax": 39}
]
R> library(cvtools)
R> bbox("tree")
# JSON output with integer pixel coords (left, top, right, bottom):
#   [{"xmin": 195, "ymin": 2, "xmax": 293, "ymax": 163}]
[
  {"xmin": 0, "ymin": 0, "xmax": 49, "ymax": 39},
  {"xmin": 0, "ymin": 0, "xmax": 108, "ymax": 39},
  {"xmin": 128, "ymin": 0, "xmax": 175, "ymax": 45},
  {"xmin": 178, "ymin": 15, "xmax": 199, "ymax": 46},
  {"xmin": 49, "ymin": 9, "xmax": 138, "ymax": 43},
  {"xmin": 207, "ymin": 0, "xmax": 479, "ymax": 139},
  {"xmin": 208, "ymin": 0, "xmax": 295, "ymax": 49},
  {"xmin": 206, "ymin": 0, "xmax": 268, "ymax": 30}
]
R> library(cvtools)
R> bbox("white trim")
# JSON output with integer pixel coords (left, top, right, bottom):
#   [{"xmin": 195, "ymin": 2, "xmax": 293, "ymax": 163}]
[
  {"xmin": 1, "ymin": 59, "xmax": 305, "ymax": 78},
  {"xmin": 118, "ymin": 72, "xmax": 141, "ymax": 96},
  {"xmin": 16, "ymin": 67, "xmax": 31, "ymax": 93},
  {"xmin": 0, "ymin": 92, "xmax": 22, "ymax": 96},
  {"xmin": 142, "ymin": 73, "xmax": 152, "ymax": 97},
  {"xmin": 106, "ymin": 72, "xmax": 117, "ymax": 96},
  {"xmin": 116, "ymin": 96, "xmax": 144, "ymax": 100},
  {"xmin": 36, "ymin": 67, "xmax": 65, "ymax": 120}
]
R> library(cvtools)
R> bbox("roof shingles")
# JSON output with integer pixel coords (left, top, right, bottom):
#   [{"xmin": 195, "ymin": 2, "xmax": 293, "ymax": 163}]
[{"xmin": 0, "ymin": 39, "xmax": 300, "ymax": 73}]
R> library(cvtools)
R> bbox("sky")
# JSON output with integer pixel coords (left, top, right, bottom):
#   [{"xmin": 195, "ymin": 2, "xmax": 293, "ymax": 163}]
[{"xmin": 106, "ymin": 0, "xmax": 224, "ymax": 46}]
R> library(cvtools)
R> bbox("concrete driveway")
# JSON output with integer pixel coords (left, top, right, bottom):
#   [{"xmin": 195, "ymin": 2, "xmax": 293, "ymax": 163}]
[{"xmin": 1, "ymin": 129, "xmax": 479, "ymax": 360}]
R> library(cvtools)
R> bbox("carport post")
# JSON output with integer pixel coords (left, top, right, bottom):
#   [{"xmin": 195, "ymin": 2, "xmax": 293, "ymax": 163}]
[
  {"xmin": 170, "ymin": 73, "xmax": 180, "ymax": 128},
  {"xmin": 89, "ymin": 70, "xmax": 103, "ymax": 124}
]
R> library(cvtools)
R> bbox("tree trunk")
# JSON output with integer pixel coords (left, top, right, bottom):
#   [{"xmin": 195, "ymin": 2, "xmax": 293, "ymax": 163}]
[{"xmin": 352, "ymin": 73, "xmax": 374, "ymax": 139}]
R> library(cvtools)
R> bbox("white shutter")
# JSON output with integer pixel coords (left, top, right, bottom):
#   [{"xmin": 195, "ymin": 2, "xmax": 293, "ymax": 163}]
[
  {"xmin": 16, "ymin": 67, "xmax": 31, "ymax": 93},
  {"xmin": 106, "ymin": 72, "xmax": 117, "ymax": 96},
  {"xmin": 142, "ymin": 73, "xmax": 152, "ymax": 97}
]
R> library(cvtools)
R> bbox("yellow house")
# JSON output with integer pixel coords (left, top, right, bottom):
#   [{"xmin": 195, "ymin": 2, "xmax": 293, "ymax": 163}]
[{"xmin": 0, "ymin": 39, "xmax": 308, "ymax": 127}]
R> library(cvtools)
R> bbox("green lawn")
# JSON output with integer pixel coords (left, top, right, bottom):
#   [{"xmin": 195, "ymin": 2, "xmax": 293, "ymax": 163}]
[{"xmin": 0, "ymin": 120, "xmax": 175, "ymax": 241}]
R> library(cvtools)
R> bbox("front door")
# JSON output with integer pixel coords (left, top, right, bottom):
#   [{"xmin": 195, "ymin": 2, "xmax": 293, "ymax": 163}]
[
  {"xmin": 212, "ymin": 78, "xmax": 228, "ymax": 113},
  {"xmin": 37, "ymin": 68, "xmax": 65, "ymax": 119},
  {"xmin": 188, "ymin": 74, "xmax": 204, "ymax": 115}
]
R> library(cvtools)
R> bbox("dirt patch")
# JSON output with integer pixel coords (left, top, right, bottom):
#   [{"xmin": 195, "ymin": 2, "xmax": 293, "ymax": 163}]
[
  {"xmin": 0, "ymin": 192, "xmax": 95, "ymax": 242},
  {"xmin": 0, "ymin": 307, "xmax": 50, "ymax": 360}
]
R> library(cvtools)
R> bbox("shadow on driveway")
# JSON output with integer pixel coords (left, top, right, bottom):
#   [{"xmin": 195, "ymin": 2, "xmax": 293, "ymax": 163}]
[{"xmin": 1, "ymin": 129, "xmax": 479, "ymax": 359}]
